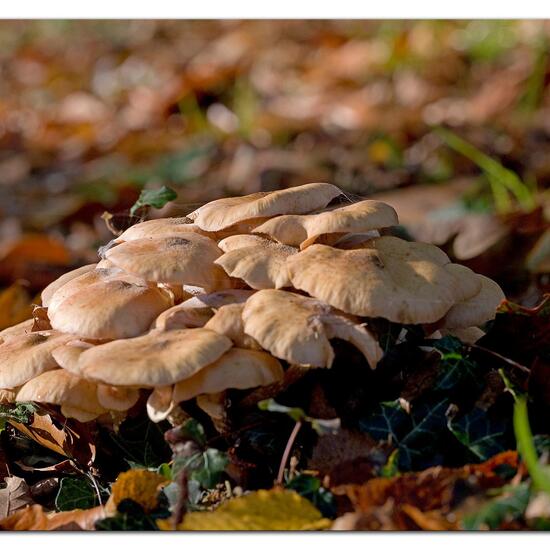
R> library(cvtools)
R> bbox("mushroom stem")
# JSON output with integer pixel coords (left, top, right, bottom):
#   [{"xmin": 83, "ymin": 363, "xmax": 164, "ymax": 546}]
[{"xmin": 277, "ymin": 420, "xmax": 302, "ymax": 486}]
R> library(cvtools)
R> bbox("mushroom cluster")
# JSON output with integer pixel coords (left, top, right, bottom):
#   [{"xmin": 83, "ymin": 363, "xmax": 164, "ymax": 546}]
[{"xmin": 0, "ymin": 182, "xmax": 505, "ymax": 426}]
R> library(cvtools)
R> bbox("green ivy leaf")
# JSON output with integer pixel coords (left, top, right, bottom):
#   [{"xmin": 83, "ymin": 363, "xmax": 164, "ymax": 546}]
[
  {"xmin": 95, "ymin": 499, "xmax": 169, "ymax": 531},
  {"xmin": 285, "ymin": 474, "xmax": 336, "ymax": 518},
  {"xmin": 130, "ymin": 186, "xmax": 177, "ymax": 215},
  {"xmin": 433, "ymin": 336, "xmax": 483, "ymax": 391},
  {"xmin": 55, "ymin": 477, "xmax": 105, "ymax": 511},
  {"xmin": 360, "ymin": 397, "xmax": 450, "ymax": 470},
  {"xmin": 448, "ymin": 407, "xmax": 508, "ymax": 462}
]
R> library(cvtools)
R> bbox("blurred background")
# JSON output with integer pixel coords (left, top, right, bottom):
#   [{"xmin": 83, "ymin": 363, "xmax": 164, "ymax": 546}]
[{"xmin": 0, "ymin": 19, "xmax": 548, "ymax": 329}]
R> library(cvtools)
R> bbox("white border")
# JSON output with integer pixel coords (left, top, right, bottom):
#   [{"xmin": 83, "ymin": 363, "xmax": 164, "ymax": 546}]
[{"xmin": 0, "ymin": 0, "xmax": 549, "ymax": 19}]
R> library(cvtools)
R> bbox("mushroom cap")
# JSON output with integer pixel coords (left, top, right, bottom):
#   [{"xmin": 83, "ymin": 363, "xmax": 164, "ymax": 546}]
[
  {"xmin": 253, "ymin": 200, "xmax": 398, "ymax": 249},
  {"xmin": 51, "ymin": 340, "xmax": 94, "ymax": 375},
  {"xmin": 286, "ymin": 237, "xmax": 482, "ymax": 324},
  {"xmin": 215, "ymin": 237, "xmax": 297, "ymax": 289},
  {"xmin": 96, "ymin": 386, "xmax": 140, "ymax": 412},
  {"xmin": 188, "ymin": 183, "xmax": 343, "ymax": 231},
  {"xmin": 442, "ymin": 274, "xmax": 505, "ymax": 329},
  {"xmin": 0, "ymin": 319, "xmax": 34, "ymax": 345},
  {"xmin": 204, "ymin": 303, "xmax": 260, "ymax": 349},
  {"xmin": 146, "ymin": 386, "xmax": 174, "ymax": 423},
  {"xmin": 41, "ymin": 263, "xmax": 98, "ymax": 307},
  {"xmin": 77, "ymin": 328, "xmax": 233, "ymax": 387},
  {"xmin": 114, "ymin": 217, "xmax": 209, "ymax": 243},
  {"xmin": 46, "ymin": 267, "xmax": 130, "ymax": 314},
  {"xmin": 242, "ymin": 289, "xmax": 382, "ymax": 368},
  {"xmin": 217, "ymin": 234, "xmax": 272, "ymax": 252},
  {"xmin": 49, "ymin": 279, "xmax": 173, "ymax": 340},
  {"xmin": 154, "ymin": 290, "xmax": 255, "ymax": 330},
  {"xmin": 16, "ymin": 369, "xmax": 107, "ymax": 422},
  {"xmin": 105, "ymin": 235, "xmax": 232, "ymax": 291},
  {"xmin": 0, "ymin": 331, "xmax": 73, "ymax": 389},
  {"xmin": 172, "ymin": 348, "xmax": 284, "ymax": 403}
]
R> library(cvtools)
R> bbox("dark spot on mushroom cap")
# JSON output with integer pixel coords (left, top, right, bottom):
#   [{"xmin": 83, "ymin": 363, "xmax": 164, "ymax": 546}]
[{"xmin": 166, "ymin": 237, "xmax": 191, "ymax": 247}]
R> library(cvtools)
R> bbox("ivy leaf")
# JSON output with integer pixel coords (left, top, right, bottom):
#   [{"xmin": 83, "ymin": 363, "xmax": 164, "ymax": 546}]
[
  {"xmin": 158, "ymin": 489, "xmax": 331, "ymax": 531},
  {"xmin": 462, "ymin": 483, "xmax": 531, "ymax": 530},
  {"xmin": 172, "ymin": 447, "xmax": 228, "ymax": 492},
  {"xmin": 55, "ymin": 477, "xmax": 103, "ymax": 512},
  {"xmin": 0, "ymin": 402, "xmax": 36, "ymax": 433},
  {"xmin": 448, "ymin": 407, "xmax": 508, "ymax": 462},
  {"xmin": 285, "ymin": 474, "xmax": 336, "ymax": 518},
  {"xmin": 360, "ymin": 397, "xmax": 450, "ymax": 470},
  {"xmin": 129, "ymin": 186, "xmax": 177, "ymax": 216},
  {"xmin": 96, "ymin": 499, "xmax": 168, "ymax": 531},
  {"xmin": 433, "ymin": 336, "xmax": 483, "ymax": 391}
]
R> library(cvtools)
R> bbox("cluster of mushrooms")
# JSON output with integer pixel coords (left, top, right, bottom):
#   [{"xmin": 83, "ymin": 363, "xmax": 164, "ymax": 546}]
[{"xmin": 0, "ymin": 183, "xmax": 505, "ymax": 427}]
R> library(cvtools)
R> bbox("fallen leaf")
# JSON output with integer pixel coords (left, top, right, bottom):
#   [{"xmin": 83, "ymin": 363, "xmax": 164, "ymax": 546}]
[
  {"xmin": 106, "ymin": 469, "xmax": 168, "ymax": 514},
  {"xmin": 0, "ymin": 477, "xmax": 34, "ymax": 520},
  {"xmin": 0, "ymin": 283, "xmax": 33, "ymax": 330},
  {"xmin": 158, "ymin": 488, "xmax": 331, "ymax": 531},
  {"xmin": 0, "ymin": 504, "xmax": 106, "ymax": 531}
]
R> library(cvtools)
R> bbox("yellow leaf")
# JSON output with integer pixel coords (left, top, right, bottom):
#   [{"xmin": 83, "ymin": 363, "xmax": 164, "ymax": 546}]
[
  {"xmin": 0, "ymin": 283, "xmax": 33, "ymax": 330},
  {"xmin": 107, "ymin": 469, "xmax": 168, "ymax": 513},
  {"xmin": 158, "ymin": 489, "xmax": 331, "ymax": 531}
]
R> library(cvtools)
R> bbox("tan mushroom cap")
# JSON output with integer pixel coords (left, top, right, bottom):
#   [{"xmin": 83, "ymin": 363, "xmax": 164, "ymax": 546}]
[
  {"xmin": 41, "ymin": 263, "xmax": 98, "ymax": 307},
  {"xmin": 0, "ymin": 319, "xmax": 34, "ymax": 344},
  {"xmin": 16, "ymin": 369, "xmax": 107, "ymax": 423},
  {"xmin": 0, "ymin": 331, "xmax": 73, "ymax": 389},
  {"xmin": 51, "ymin": 340, "xmax": 94, "ymax": 375},
  {"xmin": 287, "ymin": 237, "xmax": 482, "ymax": 324},
  {"xmin": 46, "ymin": 267, "xmax": 131, "ymax": 314},
  {"xmin": 172, "ymin": 348, "xmax": 284, "ymax": 403},
  {"xmin": 204, "ymin": 303, "xmax": 260, "ymax": 349},
  {"xmin": 442, "ymin": 275, "xmax": 505, "ymax": 329},
  {"xmin": 242, "ymin": 290, "xmax": 382, "ymax": 369},
  {"xmin": 114, "ymin": 217, "xmax": 209, "ymax": 243},
  {"xmin": 215, "ymin": 237, "xmax": 297, "ymax": 289},
  {"xmin": 96, "ymin": 386, "xmax": 140, "ymax": 412},
  {"xmin": 217, "ymin": 234, "xmax": 272, "ymax": 252},
  {"xmin": 105, "ymin": 235, "xmax": 232, "ymax": 291},
  {"xmin": 253, "ymin": 200, "xmax": 398, "ymax": 249},
  {"xmin": 77, "ymin": 328, "xmax": 233, "ymax": 387},
  {"xmin": 146, "ymin": 386, "xmax": 174, "ymax": 423},
  {"xmin": 49, "ymin": 279, "xmax": 173, "ymax": 340},
  {"xmin": 188, "ymin": 182, "xmax": 342, "ymax": 231},
  {"xmin": 196, "ymin": 393, "xmax": 225, "ymax": 422},
  {"xmin": 154, "ymin": 290, "xmax": 255, "ymax": 331}
]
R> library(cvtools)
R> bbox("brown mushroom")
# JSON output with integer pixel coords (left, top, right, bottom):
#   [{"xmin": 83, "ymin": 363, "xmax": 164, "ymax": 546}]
[
  {"xmin": 41, "ymin": 263, "xmax": 98, "ymax": 308},
  {"xmin": 114, "ymin": 217, "xmax": 210, "ymax": 243},
  {"xmin": 242, "ymin": 289, "xmax": 382, "ymax": 368},
  {"xmin": 287, "ymin": 237, "xmax": 482, "ymax": 324},
  {"xmin": 188, "ymin": 183, "xmax": 342, "ymax": 231},
  {"xmin": 253, "ymin": 199, "xmax": 398, "ymax": 249},
  {"xmin": 105, "ymin": 234, "xmax": 232, "ymax": 291},
  {"xmin": 77, "ymin": 328, "xmax": 232, "ymax": 387},
  {"xmin": 204, "ymin": 303, "xmax": 260, "ymax": 349}
]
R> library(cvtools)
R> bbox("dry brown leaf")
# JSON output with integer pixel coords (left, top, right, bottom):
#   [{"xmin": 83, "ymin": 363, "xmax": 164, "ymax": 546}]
[
  {"xmin": 106, "ymin": 469, "xmax": 168, "ymax": 514},
  {"xmin": 0, "ymin": 477, "xmax": 34, "ymax": 520},
  {"xmin": 0, "ymin": 283, "xmax": 33, "ymax": 330},
  {"xmin": 9, "ymin": 408, "xmax": 96, "ymax": 467},
  {"xmin": 0, "ymin": 504, "xmax": 105, "ymax": 531}
]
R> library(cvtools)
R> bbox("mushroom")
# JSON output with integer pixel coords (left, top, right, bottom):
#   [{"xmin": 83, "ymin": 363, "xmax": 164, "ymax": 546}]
[
  {"xmin": 286, "ymin": 237, "xmax": 482, "ymax": 324},
  {"xmin": 0, "ymin": 388, "xmax": 18, "ymax": 404},
  {"xmin": 49, "ymin": 279, "xmax": 173, "ymax": 340},
  {"xmin": 105, "ymin": 234, "xmax": 232, "ymax": 291},
  {"xmin": 45, "ymin": 267, "xmax": 131, "ymax": 315},
  {"xmin": 242, "ymin": 289, "xmax": 382, "ymax": 369},
  {"xmin": 204, "ymin": 303, "xmax": 260, "ymax": 349},
  {"xmin": 114, "ymin": 217, "xmax": 210, "ymax": 243},
  {"xmin": 16, "ymin": 370, "xmax": 107, "ymax": 423},
  {"xmin": 154, "ymin": 289, "xmax": 255, "ymax": 330},
  {"xmin": 215, "ymin": 236, "xmax": 297, "ymax": 289},
  {"xmin": 51, "ymin": 339, "xmax": 94, "ymax": 375},
  {"xmin": 147, "ymin": 348, "xmax": 285, "ymax": 422},
  {"xmin": 41, "ymin": 263, "xmax": 98, "ymax": 308},
  {"xmin": 188, "ymin": 182, "xmax": 342, "ymax": 231},
  {"xmin": 0, "ymin": 319, "xmax": 34, "ymax": 344},
  {"xmin": 253, "ymin": 199, "xmax": 398, "ymax": 249},
  {"xmin": 0, "ymin": 331, "xmax": 73, "ymax": 390},
  {"xmin": 441, "ymin": 275, "xmax": 505, "ymax": 329},
  {"xmin": 77, "ymin": 328, "xmax": 233, "ymax": 387}
]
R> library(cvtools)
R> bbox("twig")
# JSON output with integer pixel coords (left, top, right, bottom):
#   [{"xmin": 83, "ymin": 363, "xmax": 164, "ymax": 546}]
[
  {"xmin": 276, "ymin": 421, "xmax": 302, "ymax": 486},
  {"xmin": 470, "ymin": 344, "xmax": 530, "ymax": 374}
]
